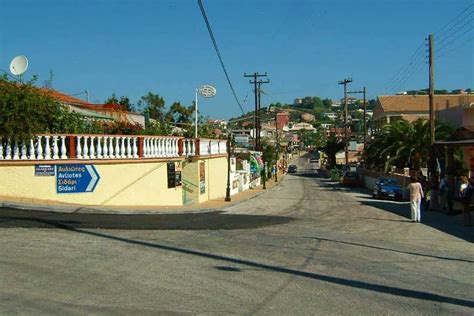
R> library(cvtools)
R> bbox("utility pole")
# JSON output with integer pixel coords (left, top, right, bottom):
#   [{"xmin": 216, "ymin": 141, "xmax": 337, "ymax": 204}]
[
  {"xmin": 428, "ymin": 34, "xmax": 438, "ymax": 210},
  {"xmin": 347, "ymin": 86, "xmax": 367, "ymax": 147},
  {"xmin": 338, "ymin": 78, "xmax": 352, "ymax": 168},
  {"xmin": 429, "ymin": 34, "xmax": 435, "ymax": 146},
  {"xmin": 257, "ymin": 79, "xmax": 270, "ymax": 151},
  {"xmin": 244, "ymin": 72, "xmax": 268, "ymax": 151}
]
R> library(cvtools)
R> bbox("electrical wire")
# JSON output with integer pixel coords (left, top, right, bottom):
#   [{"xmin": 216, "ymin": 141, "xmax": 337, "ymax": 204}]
[
  {"xmin": 434, "ymin": 2, "xmax": 473, "ymax": 37},
  {"xmin": 437, "ymin": 18, "xmax": 473, "ymax": 48},
  {"xmin": 197, "ymin": 0, "xmax": 245, "ymax": 115}
]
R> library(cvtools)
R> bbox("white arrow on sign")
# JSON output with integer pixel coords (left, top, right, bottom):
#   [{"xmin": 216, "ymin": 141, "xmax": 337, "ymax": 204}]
[{"xmin": 85, "ymin": 165, "xmax": 100, "ymax": 192}]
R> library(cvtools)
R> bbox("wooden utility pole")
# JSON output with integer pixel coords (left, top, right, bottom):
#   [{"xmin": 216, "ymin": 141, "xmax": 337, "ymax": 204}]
[
  {"xmin": 338, "ymin": 78, "xmax": 352, "ymax": 168},
  {"xmin": 428, "ymin": 34, "xmax": 438, "ymax": 210},
  {"xmin": 347, "ymin": 86, "xmax": 367, "ymax": 147},
  {"xmin": 244, "ymin": 72, "xmax": 268, "ymax": 151},
  {"xmin": 257, "ymin": 79, "xmax": 270, "ymax": 151},
  {"xmin": 429, "ymin": 34, "xmax": 435, "ymax": 145}
]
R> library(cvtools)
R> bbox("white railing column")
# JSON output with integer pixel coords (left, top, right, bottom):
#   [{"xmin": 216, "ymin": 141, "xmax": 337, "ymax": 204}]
[
  {"xmin": 103, "ymin": 137, "xmax": 110, "ymax": 159},
  {"xmin": 28, "ymin": 139, "xmax": 35, "ymax": 160},
  {"xmin": 12, "ymin": 142, "xmax": 20, "ymax": 160},
  {"xmin": 97, "ymin": 136, "xmax": 103, "ymax": 159},
  {"xmin": 52, "ymin": 136, "xmax": 59, "ymax": 159},
  {"xmin": 126, "ymin": 137, "xmax": 132, "ymax": 158},
  {"xmin": 60, "ymin": 136, "xmax": 67, "ymax": 159},
  {"xmin": 0, "ymin": 139, "xmax": 3, "ymax": 160},
  {"xmin": 44, "ymin": 136, "xmax": 51, "ymax": 160},
  {"xmin": 114, "ymin": 137, "xmax": 120, "ymax": 159},
  {"xmin": 5, "ymin": 141, "xmax": 12, "ymax": 160},
  {"xmin": 82, "ymin": 136, "xmax": 89, "ymax": 159},
  {"xmin": 132, "ymin": 137, "xmax": 138, "ymax": 158},
  {"xmin": 89, "ymin": 136, "xmax": 96, "ymax": 159},
  {"xmin": 76, "ymin": 136, "xmax": 83, "ymax": 159},
  {"xmin": 120, "ymin": 137, "xmax": 126, "ymax": 158},
  {"xmin": 36, "ymin": 136, "xmax": 43, "ymax": 160},
  {"xmin": 20, "ymin": 143, "xmax": 28, "ymax": 160}
]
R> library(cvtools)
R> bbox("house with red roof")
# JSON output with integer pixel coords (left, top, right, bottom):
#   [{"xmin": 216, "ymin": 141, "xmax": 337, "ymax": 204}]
[{"xmin": 40, "ymin": 88, "xmax": 145, "ymax": 127}]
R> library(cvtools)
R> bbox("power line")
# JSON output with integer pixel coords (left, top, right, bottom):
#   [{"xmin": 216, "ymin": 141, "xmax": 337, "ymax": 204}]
[
  {"xmin": 434, "ymin": 3, "xmax": 473, "ymax": 36},
  {"xmin": 437, "ymin": 17, "xmax": 473, "ymax": 48},
  {"xmin": 197, "ymin": 0, "xmax": 245, "ymax": 115},
  {"xmin": 437, "ymin": 24, "xmax": 474, "ymax": 54}
]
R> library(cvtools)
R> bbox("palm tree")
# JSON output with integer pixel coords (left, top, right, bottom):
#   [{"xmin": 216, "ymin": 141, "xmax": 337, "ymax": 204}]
[
  {"xmin": 364, "ymin": 119, "xmax": 453, "ymax": 171},
  {"xmin": 318, "ymin": 136, "xmax": 345, "ymax": 169}
]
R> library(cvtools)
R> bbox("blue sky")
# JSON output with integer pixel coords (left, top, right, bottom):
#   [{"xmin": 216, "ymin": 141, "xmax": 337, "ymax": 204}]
[{"xmin": 0, "ymin": 0, "xmax": 472, "ymax": 119}]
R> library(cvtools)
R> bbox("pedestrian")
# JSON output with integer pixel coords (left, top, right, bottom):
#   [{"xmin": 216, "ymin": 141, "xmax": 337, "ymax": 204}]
[
  {"xmin": 439, "ymin": 173, "xmax": 448, "ymax": 211},
  {"xmin": 460, "ymin": 176, "xmax": 473, "ymax": 227},
  {"xmin": 407, "ymin": 176, "xmax": 424, "ymax": 222}
]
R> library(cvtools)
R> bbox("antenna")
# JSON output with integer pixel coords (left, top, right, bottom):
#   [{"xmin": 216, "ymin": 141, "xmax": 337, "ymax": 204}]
[{"xmin": 9, "ymin": 55, "xmax": 29, "ymax": 82}]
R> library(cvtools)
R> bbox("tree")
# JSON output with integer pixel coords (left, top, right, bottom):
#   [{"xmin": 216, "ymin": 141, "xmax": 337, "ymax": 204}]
[
  {"xmin": 318, "ymin": 136, "xmax": 345, "ymax": 169},
  {"xmin": 165, "ymin": 102, "xmax": 194, "ymax": 125},
  {"xmin": 0, "ymin": 77, "xmax": 89, "ymax": 142},
  {"xmin": 364, "ymin": 119, "xmax": 453, "ymax": 171},
  {"xmin": 138, "ymin": 92, "xmax": 166, "ymax": 122},
  {"xmin": 322, "ymin": 98, "xmax": 332, "ymax": 108},
  {"xmin": 105, "ymin": 93, "xmax": 135, "ymax": 112}
]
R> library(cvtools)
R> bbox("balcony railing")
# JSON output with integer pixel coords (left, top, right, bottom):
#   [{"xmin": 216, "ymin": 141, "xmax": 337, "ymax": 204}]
[{"xmin": 0, "ymin": 134, "xmax": 225, "ymax": 161}]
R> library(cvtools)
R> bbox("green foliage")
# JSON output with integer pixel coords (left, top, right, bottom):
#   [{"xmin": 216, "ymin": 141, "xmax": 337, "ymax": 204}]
[
  {"xmin": 165, "ymin": 102, "xmax": 194, "ymax": 125},
  {"xmin": 139, "ymin": 92, "xmax": 166, "ymax": 121},
  {"xmin": 0, "ymin": 77, "xmax": 89, "ymax": 141},
  {"xmin": 364, "ymin": 119, "xmax": 453, "ymax": 171},
  {"xmin": 105, "ymin": 93, "xmax": 136, "ymax": 112},
  {"xmin": 318, "ymin": 136, "xmax": 345, "ymax": 169}
]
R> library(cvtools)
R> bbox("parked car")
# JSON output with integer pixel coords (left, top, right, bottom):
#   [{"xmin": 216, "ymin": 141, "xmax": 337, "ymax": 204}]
[
  {"xmin": 373, "ymin": 178, "xmax": 404, "ymax": 200},
  {"xmin": 288, "ymin": 165, "xmax": 298, "ymax": 173},
  {"xmin": 340, "ymin": 171, "xmax": 362, "ymax": 187}
]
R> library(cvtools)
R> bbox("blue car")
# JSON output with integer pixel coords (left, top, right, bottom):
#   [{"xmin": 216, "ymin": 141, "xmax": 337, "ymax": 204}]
[{"xmin": 373, "ymin": 178, "xmax": 404, "ymax": 200}]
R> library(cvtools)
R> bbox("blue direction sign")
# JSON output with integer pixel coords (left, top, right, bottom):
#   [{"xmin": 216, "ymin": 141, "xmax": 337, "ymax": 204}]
[{"xmin": 56, "ymin": 164, "xmax": 100, "ymax": 194}]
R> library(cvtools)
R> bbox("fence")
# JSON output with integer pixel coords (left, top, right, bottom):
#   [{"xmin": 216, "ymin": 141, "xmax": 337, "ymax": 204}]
[{"xmin": 0, "ymin": 134, "xmax": 227, "ymax": 161}]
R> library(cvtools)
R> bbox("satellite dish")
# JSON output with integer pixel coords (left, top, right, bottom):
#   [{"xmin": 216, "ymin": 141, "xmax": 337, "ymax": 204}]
[
  {"xmin": 9, "ymin": 55, "xmax": 29, "ymax": 76},
  {"xmin": 198, "ymin": 85, "xmax": 217, "ymax": 98}
]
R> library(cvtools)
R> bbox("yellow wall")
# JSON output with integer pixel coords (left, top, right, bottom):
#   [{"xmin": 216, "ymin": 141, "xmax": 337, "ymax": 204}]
[
  {"xmin": 0, "ymin": 162, "xmax": 183, "ymax": 207},
  {"xmin": 181, "ymin": 156, "xmax": 228, "ymax": 203}
]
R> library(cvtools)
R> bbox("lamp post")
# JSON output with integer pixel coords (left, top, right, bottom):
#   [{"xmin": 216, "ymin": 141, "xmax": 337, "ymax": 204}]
[
  {"xmin": 225, "ymin": 131, "xmax": 232, "ymax": 202},
  {"xmin": 195, "ymin": 85, "xmax": 217, "ymax": 138}
]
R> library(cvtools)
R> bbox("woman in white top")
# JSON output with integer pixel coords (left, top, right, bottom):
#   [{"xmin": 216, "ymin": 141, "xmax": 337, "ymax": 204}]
[{"xmin": 407, "ymin": 176, "xmax": 424, "ymax": 222}]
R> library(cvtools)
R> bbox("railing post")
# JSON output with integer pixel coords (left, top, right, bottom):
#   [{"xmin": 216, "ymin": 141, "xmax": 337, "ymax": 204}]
[
  {"xmin": 69, "ymin": 135, "xmax": 77, "ymax": 159},
  {"xmin": 138, "ymin": 137, "xmax": 144, "ymax": 158},
  {"xmin": 178, "ymin": 138, "xmax": 184, "ymax": 156},
  {"xmin": 195, "ymin": 138, "xmax": 200, "ymax": 156}
]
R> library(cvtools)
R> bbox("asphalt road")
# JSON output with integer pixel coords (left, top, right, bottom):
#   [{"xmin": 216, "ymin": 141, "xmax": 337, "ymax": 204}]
[{"xmin": 1, "ymin": 155, "xmax": 473, "ymax": 315}]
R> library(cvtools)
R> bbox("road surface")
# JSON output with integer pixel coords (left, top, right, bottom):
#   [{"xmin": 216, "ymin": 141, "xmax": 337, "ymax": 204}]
[{"xmin": 1, "ymin": 155, "xmax": 473, "ymax": 315}]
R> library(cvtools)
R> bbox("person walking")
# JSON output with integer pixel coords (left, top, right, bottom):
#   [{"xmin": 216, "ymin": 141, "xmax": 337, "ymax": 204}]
[
  {"xmin": 407, "ymin": 176, "xmax": 424, "ymax": 222},
  {"xmin": 439, "ymin": 173, "xmax": 449, "ymax": 212},
  {"xmin": 460, "ymin": 176, "xmax": 473, "ymax": 227}
]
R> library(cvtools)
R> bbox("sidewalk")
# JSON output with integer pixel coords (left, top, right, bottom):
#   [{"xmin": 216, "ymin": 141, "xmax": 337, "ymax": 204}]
[{"xmin": 0, "ymin": 172, "xmax": 285, "ymax": 215}]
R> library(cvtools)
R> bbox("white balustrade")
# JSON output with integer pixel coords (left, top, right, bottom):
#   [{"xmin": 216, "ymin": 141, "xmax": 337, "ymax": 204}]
[
  {"xmin": 76, "ymin": 136, "xmax": 83, "ymax": 159},
  {"xmin": 132, "ymin": 137, "xmax": 138, "ymax": 158},
  {"xmin": 36, "ymin": 136, "xmax": 43, "ymax": 160},
  {"xmin": 12, "ymin": 143, "xmax": 20, "ymax": 160},
  {"xmin": 89, "ymin": 136, "xmax": 96, "ymax": 159},
  {"xmin": 52, "ymin": 136, "xmax": 59, "ymax": 159},
  {"xmin": 82, "ymin": 136, "xmax": 89, "ymax": 159},
  {"xmin": 20, "ymin": 143, "xmax": 28, "ymax": 160},
  {"xmin": 97, "ymin": 137, "xmax": 103, "ymax": 159},
  {"xmin": 60, "ymin": 136, "xmax": 67, "ymax": 159},
  {"xmin": 0, "ymin": 134, "xmax": 224, "ymax": 162},
  {"xmin": 28, "ymin": 139, "xmax": 35, "ymax": 160},
  {"xmin": 126, "ymin": 137, "xmax": 132, "ymax": 158}
]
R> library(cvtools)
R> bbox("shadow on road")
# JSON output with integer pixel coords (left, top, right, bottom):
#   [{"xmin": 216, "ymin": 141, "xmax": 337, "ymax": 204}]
[
  {"xmin": 360, "ymin": 199, "xmax": 474, "ymax": 243},
  {"xmin": 303, "ymin": 236, "xmax": 474, "ymax": 264},
  {"xmin": 0, "ymin": 208, "xmax": 294, "ymax": 230},
  {"xmin": 13, "ymin": 221, "xmax": 473, "ymax": 309}
]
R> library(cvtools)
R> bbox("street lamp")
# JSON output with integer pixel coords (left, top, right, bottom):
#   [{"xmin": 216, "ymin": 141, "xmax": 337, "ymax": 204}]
[
  {"xmin": 195, "ymin": 85, "xmax": 217, "ymax": 138},
  {"xmin": 269, "ymin": 106, "xmax": 279, "ymax": 182}
]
